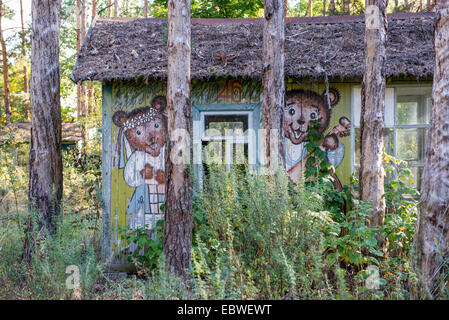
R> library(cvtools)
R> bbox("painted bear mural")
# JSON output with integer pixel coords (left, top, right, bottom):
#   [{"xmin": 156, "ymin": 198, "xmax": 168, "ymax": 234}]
[
  {"xmin": 284, "ymin": 89, "xmax": 351, "ymax": 191},
  {"xmin": 113, "ymin": 96, "xmax": 168, "ymax": 231}
]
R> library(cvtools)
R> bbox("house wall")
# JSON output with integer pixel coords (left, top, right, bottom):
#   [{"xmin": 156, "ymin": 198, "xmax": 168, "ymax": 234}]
[{"xmin": 101, "ymin": 79, "xmax": 357, "ymax": 261}]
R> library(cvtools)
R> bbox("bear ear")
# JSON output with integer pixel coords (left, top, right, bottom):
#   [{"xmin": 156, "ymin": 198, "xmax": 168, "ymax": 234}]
[
  {"xmin": 151, "ymin": 95, "xmax": 167, "ymax": 112},
  {"xmin": 322, "ymin": 88, "xmax": 340, "ymax": 107},
  {"xmin": 112, "ymin": 111, "xmax": 128, "ymax": 127}
]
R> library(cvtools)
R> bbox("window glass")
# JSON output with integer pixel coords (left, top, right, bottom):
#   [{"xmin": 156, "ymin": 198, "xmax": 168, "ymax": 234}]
[
  {"xmin": 204, "ymin": 114, "xmax": 248, "ymax": 137},
  {"xmin": 396, "ymin": 96, "xmax": 429, "ymax": 125},
  {"xmin": 396, "ymin": 128, "xmax": 427, "ymax": 164}
]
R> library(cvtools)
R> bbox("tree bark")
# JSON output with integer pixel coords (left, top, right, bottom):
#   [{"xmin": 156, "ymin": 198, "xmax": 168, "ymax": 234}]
[
  {"xmin": 76, "ymin": 0, "xmax": 86, "ymax": 118},
  {"xmin": 263, "ymin": 0, "xmax": 286, "ymax": 172},
  {"xmin": 87, "ymin": 0, "xmax": 97, "ymax": 115},
  {"xmin": 144, "ymin": 0, "xmax": 149, "ymax": 17},
  {"xmin": 359, "ymin": 0, "xmax": 387, "ymax": 229},
  {"xmin": 308, "ymin": 0, "xmax": 313, "ymax": 16},
  {"xmin": 76, "ymin": 0, "xmax": 87, "ymax": 153},
  {"xmin": 20, "ymin": 0, "xmax": 29, "ymax": 120},
  {"xmin": 0, "ymin": 1, "xmax": 11, "ymax": 119},
  {"xmin": 24, "ymin": 0, "xmax": 62, "ymax": 261},
  {"xmin": 108, "ymin": 0, "xmax": 112, "ymax": 17},
  {"xmin": 323, "ymin": 0, "xmax": 327, "ymax": 16},
  {"xmin": 164, "ymin": 0, "xmax": 193, "ymax": 278},
  {"xmin": 414, "ymin": 0, "xmax": 449, "ymax": 297},
  {"xmin": 114, "ymin": 0, "xmax": 118, "ymax": 17},
  {"xmin": 343, "ymin": 0, "xmax": 351, "ymax": 15},
  {"xmin": 329, "ymin": 0, "xmax": 336, "ymax": 15}
]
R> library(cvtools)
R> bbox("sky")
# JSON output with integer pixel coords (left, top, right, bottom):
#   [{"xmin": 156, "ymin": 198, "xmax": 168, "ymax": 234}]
[{"xmin": 3, "ymin": 0, "xmax": 31, "ymax": 39}]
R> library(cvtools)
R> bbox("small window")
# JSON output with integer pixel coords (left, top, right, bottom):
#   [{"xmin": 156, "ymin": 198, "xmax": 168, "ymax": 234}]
[
  {"xmin": 351, "ymin": 86, "xmax": 431, "ymax": 189},
  {"xmin": 193, "ymin": 106, "xmax": 259, "ymax": 188}
]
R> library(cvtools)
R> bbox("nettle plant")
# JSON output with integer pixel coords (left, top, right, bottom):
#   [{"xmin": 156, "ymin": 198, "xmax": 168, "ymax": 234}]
[
  {"xmin": 382, "ymin": 153, "xmax": 419, "ymax": 257},
  {"xmin": 118, "ymin": 220, "xmax": 164, "ymax": 274},
  {"xmin": 303, "ymin": 119, "xmax": 351, "ymax": 219}
]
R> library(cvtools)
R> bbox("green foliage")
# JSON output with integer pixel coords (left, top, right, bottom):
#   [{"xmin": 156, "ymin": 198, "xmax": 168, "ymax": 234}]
[
  {"xmin": 303, "ymin": 118, "xmax": 350, "ymax": 219},
  {"xmin": 150, "ymin": 0, "xmax": 264, "ymax": 18},
  {"xmin": 118, "ymin": 220, "xmax": 164, "ymax": 274}
]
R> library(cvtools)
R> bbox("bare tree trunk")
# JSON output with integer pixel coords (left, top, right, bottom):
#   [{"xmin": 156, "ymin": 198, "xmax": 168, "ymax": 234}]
[
  {"xmin": 308, "ymin": 0, "xmax": 313, "ymax": 16},
  {"xmin": 414, "ymin": 0, "xmax": 449, "ymax": 297},
  {"xmin": 76, "ymin": 0, "xmax": 87, "ymax": 152},
  {"xmin": 23, "ymin": 0, "xmax": 62, "ymax": 262},
  {"xmin": 263, "ymin": 0, "xmax": 285, "ymax": 172},
  {"xmin": 144, "ymin": 0, "xmax": 149, "ymax": 17},
  {"xmin": 344, "ymin": 0, "xmax": 351, "ymax": 14},
  {"xmin": 0, "ymin": 1, "xmax": 11, "ymax": 119},
  {"xmin": 164, "ymin": 0, "xmax": 193, "ymax": 278},
  {"xmin": 359, "ymin": 0, "xmax": 387, "ymax": 230},
  {"xmin": 87, "ymin": 0, "xmax": 97, "ymax": 115},
  {"xmin": 92, "ymin": 0, "xmax": 97, "ymax": 18},
  {"xmin": 108, "ymin": 0, "xmax": 112, "ymax": 17},
  {"xmin": 323, "ymin": 0, "xmax": 327, "ymax": 16},
  {"xmin": 330, "ymin": 0, "xmax": 336, "ymax": 15},
  {"xmin": 20, "ymin": 0, "xmax": 29, "ymax": 120},
  {"xmin": 114, "ymin": 0, "xmax": 118, "ymax": 17},
  {"xmin": 285, "ymin": 0, "xmax": 288, "ymax": 17}
]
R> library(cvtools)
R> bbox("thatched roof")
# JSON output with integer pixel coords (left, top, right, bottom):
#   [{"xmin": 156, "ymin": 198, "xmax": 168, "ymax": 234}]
[
  {"xmin": 71, "ymin": 12, "xmax": 435, "ymax": 83},
  {"xmin": 0, "ymin": 122, "xmax": 82, "ymax": 144}
]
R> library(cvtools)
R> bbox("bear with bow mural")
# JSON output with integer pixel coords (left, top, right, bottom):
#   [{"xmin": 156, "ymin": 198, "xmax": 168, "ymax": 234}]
[
  {"xmin": 284, "ymin": 89, "xmax": 351, "ymax": 191},
  {"xmin": 113, "ymin": 96, "xmax": 168, "ymax": 231}
]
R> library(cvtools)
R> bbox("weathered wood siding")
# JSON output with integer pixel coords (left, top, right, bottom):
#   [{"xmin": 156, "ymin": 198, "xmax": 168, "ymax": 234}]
[{"xmin": 102, "ymin": 79, "xmax": 352, "ymax": 262}]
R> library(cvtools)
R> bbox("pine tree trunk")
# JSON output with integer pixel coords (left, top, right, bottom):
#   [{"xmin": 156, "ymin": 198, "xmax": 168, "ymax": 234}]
[
  {"xmin": 24, "ymin": 0, "xmax": 62, "ymax": 261},
  {"xmin": 308, "ymin": 0, "xmax": 312, "ymax": 16},
  {"xmin": 263, "ymin": 0, "xmax": 286, "ymax": 171},
  {"xmin": 164, "ymin": 0, "xmax": 193, "ymax": 277},
  {"xmin": 344, "ymin": 0, "xmax": 351, "ymax": 15},
  {"xmin": 323, "ymin": 0, "xmax": 327, "ymax": 16},
  {"xmin": 20, "ymin": 0, "xmax": 29, "ymax": 120},
  {"xmin": 144, "ymin": 0, "xmax": 149, "ymax": 17},
  {"xmin": 330, "ymin": 0, "xmax": 336, "ymax": 15},
  {"xmin": 0, "ymin": 1, "xmax": 11, "ymax": 119},
  {"xmin": 414, "ymin": 0, "xmax": 449, "ymax": 297},
  {"xmin": 359, "ymin": 0, "xmax": 387, "ymax": 229},
  {"xmin": 76, "ymin": 0, "xmax": 87, "ymax": 152},
  {"xmin": 108, "ymin": 0, "xmax": 112, "ymax": 17},
  {"xmin": 87, "ymin": 0, "xmax": 97, "ymax": 115}
]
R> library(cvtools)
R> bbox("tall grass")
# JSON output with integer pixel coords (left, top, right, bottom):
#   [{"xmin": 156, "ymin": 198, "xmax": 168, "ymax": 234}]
[{"xmin": 0, "ymin": 141, "xmax": 444, "ymax": 299}]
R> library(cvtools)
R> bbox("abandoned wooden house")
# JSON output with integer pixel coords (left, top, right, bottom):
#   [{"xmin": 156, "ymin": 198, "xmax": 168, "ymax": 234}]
[
  {"xmin": 71, "ymin": 12, "xmax": 434, "ymax": 263},
  {"xmin": 0, "ymin": 122, "xmax": 83, "ymax": 164}
]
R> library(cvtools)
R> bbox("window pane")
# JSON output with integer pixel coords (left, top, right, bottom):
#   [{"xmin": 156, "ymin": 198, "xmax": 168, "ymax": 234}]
[
  {"xmin": 354, "ymin": 128, "xmax": 393, "ymax": 165},
  {"xmin": 352, "ymin": 87, "xmax": 395, "ymax": 127},
  {"xmin": 396, "ymin": 128, "xmax": 427, "ymax": 164},
  {"xmin": 201, "ymin": 141, "xmax": 248, "ymax": 176},
  {"xmin": 204, "ymin": 114, "xmax": 248, "ymax": 137},
  {"xmin": 396, "ymin": 95, "xmax": 429, "ymax": 125}
]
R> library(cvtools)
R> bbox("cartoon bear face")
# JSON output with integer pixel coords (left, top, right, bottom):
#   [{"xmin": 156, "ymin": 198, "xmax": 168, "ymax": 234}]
[
  {"xmin": 113, "ymin": 96, "xmax": 168, "ymax": 157},
  {"xmin": 284, "ymin": 89, "xmax": 340, "ymax": 145}
]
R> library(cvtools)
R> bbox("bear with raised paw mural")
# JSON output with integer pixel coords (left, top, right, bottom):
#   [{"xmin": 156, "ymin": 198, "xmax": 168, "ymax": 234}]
[
  {"xmin": 113, "ymin": 96, "xmax": 167, "ymax": 231},
  {"xmin": 284, "ymin": 89, "xmax": 351, "ymax": 191}
]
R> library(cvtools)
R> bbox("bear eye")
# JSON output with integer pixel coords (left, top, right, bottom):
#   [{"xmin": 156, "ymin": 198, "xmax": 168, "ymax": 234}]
[
  {"xmin": 154, "ymin": 123, "xmax": 159, "ymax": 128},
  {"xmin": 288, "ymin": 108, "xmax": 295, "ymax": 116},
  {"xmin": 136, "ymin": 130, "xmax": 142, "ymax": 135},
  {"xmin": 310, "ymin": 112, "xmax": 317, "ymax": 119}
]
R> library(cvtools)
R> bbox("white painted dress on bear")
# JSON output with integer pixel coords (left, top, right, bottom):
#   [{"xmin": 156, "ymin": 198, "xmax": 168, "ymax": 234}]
[
  {"xmin": 285, "ymin": 138, "xmax": 345, "ymax": 172},
  {"xmin": 123, "ymin": 146, "xmax": 165, "ymax": 231}
]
